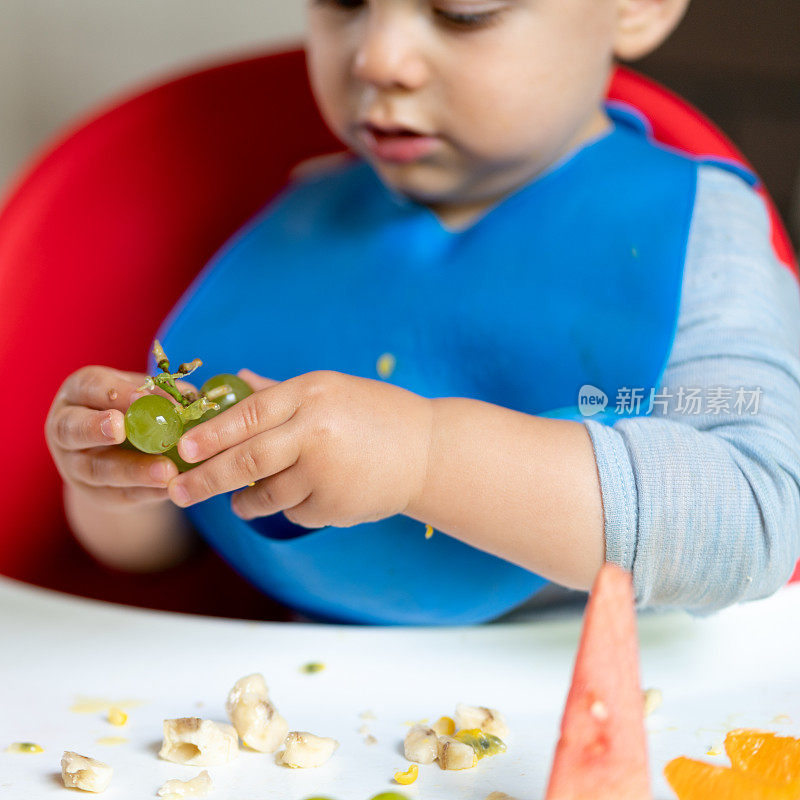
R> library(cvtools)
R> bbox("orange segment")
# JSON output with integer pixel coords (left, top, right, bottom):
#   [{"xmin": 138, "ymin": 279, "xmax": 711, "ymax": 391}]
[
  {"xmin": 664, "ymin": 757, "xmax": 799, "ymax": 800},
  {"xmin": 725, "ymin": 729, "xmax": 800, "ymax": 787}
]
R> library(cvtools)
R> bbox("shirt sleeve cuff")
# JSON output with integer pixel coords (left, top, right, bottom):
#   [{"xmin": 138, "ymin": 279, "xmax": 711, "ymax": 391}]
[{"xmin": 583, "ymin": 418, "xmax": 639, "ymax": 575}]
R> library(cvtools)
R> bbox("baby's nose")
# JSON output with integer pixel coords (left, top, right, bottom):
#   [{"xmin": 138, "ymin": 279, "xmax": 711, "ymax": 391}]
[{"xmin": 351, "ymin": 11, "xmax": 430, "ymax": 91}]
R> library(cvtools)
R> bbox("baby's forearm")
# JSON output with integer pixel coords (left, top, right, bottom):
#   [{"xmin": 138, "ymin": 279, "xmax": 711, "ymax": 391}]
[
  {"xmin": 64, "ymin": 484, "xmax": 197, "ymax": 573},
  {"xmin": 406, "ymin": 397, "xmax": 605, "ymax": 591}
]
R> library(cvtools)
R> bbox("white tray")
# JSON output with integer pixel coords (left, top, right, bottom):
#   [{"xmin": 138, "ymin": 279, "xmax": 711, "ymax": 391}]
[{"xmin": 1, "ymin": 575, "xmax": 799, "ymax": 799}]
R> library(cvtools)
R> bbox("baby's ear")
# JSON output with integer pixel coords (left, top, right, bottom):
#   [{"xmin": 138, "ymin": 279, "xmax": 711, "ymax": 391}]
[{"xmin": 613, "ymin": 0, "xmax": 690, "ymax": 61}]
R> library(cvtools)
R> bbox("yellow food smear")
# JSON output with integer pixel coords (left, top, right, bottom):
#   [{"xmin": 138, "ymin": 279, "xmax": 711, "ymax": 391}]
[
  {"xmin": 706, "ymin": 744, "xmax": 723, "ymax": 756},
  {"xmin": 394, "ymin": 764, "xmax": 419, "ymax": 785},
  {"xmin": 5, "ymin": 742, "xmax": 44, "ymax": 754},
  {"xmin": 70, "ymin": 697, "xmax": 143, "ymax": 714},
  {"xmin": 96, "ymin": 737, "xmax": 128, "ymax": 746},
  {"xmin": 376, "ymin": 353, "xmax": 396, "ymax": 379},
  {"xmin": 424, "ymin": 524, "xmax": 434, "ymax": 540}
]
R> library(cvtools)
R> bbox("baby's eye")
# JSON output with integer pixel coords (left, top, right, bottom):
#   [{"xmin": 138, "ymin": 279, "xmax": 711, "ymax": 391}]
[
  {"xmin": 312, "ymin": 0, "xmax": 364, "ymax": 9},
  {"xmin": 433, "ymin": 4, "xmax": 503, "ymax": 30}
]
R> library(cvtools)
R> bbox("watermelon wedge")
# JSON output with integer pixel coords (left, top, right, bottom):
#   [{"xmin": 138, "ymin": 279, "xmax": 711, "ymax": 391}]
[{"xmin": 544, "ymin": 563, "xmax": 651, "ymax": 800}]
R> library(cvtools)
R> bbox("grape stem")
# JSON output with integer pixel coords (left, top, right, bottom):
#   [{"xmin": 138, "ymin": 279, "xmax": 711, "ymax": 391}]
[
  {"xmin": 178, "ymin": 396, "xmax": 220, "ymax": 423},
  {"xmin": 138, "ymin": 341, "xmax": 231, "ymax": 421},
  {"xmin": 143, "ymin": 341, "xmax": 204, "ymax": 407}
]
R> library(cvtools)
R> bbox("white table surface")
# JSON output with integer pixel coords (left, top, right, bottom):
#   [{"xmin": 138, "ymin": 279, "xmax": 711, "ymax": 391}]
[{"xmin": 1, "ymin": 575, "xmax": 799, "ymax": 800}]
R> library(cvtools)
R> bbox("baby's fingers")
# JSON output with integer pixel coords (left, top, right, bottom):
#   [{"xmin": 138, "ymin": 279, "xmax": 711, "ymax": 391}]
[
  {"xmin": 63, "ymin": 447, "xmax": 178, "ymax": 488},
  {"xmin": 60, "ymin": 366, "xmax": 146, "ymax": 413},
  {"xmin": 48, "ymin": 406, "xmax": 127, "ymax": 451},
  {"xmin": 70, "ymin": 482, "xmax": 171, "ymax": 509}
]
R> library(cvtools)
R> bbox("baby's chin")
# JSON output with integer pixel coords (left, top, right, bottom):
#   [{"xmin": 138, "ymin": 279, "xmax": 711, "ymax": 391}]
[{"xmin": 364, "ymin": 154, "xmax": 481, "ymax": 209}]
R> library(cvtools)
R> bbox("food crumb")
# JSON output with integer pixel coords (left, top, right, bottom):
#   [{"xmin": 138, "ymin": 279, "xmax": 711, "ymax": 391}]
[
  {"xmin": 364, "ymin": 735, "xmax": 377, "ymax": 746},
  {"xmin": 643, "ymin": 688, "xmax": 663, "ymax": 717},
  {"xmin": 376, "ymin": 353, "xmax": 396, "ymax": 379},
  {"xmin": 394, "ymin": 764, "xmax": 419, "ymax": 785},
  {"xmin": 300, "ymin": 661, "xmax": 326, "ymax": 674},
  {"xmin": 108, "ymin": 707, "xmax": 127, "ymax": 726},
  {"xmin": 706, "ymin": 744, "xmax": 723, "ymax": 756},
  {"xmin": 359, "ymin": 710, "xmax": 376, "ymax": 720},
  {"xmin": 157, "ymin": 770, "xmax": 212, "ymax": 798},
  {"xmin": 424, "ymin": 524, "xmax": 434, "ymax": 540},
  {"xmin": 5, "ymin": 742, "xmax": 44, "ymax": 754}
]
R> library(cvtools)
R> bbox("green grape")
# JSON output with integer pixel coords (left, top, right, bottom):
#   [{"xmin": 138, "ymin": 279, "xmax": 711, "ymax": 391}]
[
  {"xmin": 160, "ymin": 375, "xmax": 252, "ymax": 471},
  {"xmin": 368, "ymin": 795, "xmax": 411, "ymax": 800},
  {"xmin": 124, "ymin": 395, "xmax": 183, "ymax": 454},
  {"xmin": 164, "ymin": 418, "xmax": 201, "ymax": 472},
  {"xmin": 200, "ymin": 373, "xmax": 253, "ymax": 419}
]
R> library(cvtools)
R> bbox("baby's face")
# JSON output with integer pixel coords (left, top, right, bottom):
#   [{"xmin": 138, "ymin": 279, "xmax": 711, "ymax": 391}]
[{"xmin": 306, "ymin": 0, "xmax": 619, "ymax": 224}]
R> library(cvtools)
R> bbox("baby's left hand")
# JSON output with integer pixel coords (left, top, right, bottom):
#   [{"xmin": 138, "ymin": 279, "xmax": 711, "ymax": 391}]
[{"xmin": 167, "ymin": 369, "xmax": 434, "ymax": 528}]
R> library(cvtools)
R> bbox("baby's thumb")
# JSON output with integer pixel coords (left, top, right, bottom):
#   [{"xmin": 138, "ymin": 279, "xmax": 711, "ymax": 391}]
[{"xmin": 238, "ymin": 368, "xmax": 279, "ymax": 390}]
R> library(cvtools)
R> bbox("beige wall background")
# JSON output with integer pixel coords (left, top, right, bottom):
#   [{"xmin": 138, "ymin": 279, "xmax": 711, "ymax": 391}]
[{"xmin": 0, "ymin": 1, "xmax": 306, "ymax": 194}]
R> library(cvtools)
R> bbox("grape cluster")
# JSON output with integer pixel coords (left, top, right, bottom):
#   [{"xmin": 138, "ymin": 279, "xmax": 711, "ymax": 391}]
[{"xmin": 123, "ymin": 341, "xmax": 252, "ymax": 472}]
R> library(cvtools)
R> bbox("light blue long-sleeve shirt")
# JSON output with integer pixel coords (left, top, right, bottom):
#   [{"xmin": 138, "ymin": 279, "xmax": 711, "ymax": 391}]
[{"xmin": 585, "ymin": 165, "xmax": 800, "ymax": 614}]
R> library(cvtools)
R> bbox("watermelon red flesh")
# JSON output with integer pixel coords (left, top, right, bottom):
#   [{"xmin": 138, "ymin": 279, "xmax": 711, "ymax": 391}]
[{"xmin": 545, "ymin": 563, "xmax": 652, "ymax": 800}]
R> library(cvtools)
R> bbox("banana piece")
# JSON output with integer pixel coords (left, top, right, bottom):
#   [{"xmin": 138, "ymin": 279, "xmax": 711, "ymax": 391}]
[
  {"xmin": 157, "ymin": 770, "xmax": 212, "ymax": 797},
  {"xmin": 225, "ymin": 674, "xmax": 269, "ymax": 710},
  {"xmin": 277, "ymin": 731, "xmax": 338, "ymax": 768},
  {"xmin": 437, "ymin": 735, "xmax": 478, "ymax": 770},
  {"xmin": 226, "ymin": 673, "xmax": 288, "ymax": 753},
  {"xmin": 60, "ymin": 751, "xmax": 113, "ymax": 792},
  {"xmin": 159, "ymin": 718, "xmax": 239, "ymax": 766},
  {"xmin": 454, "ymin": 704, "xmax": 509, "ymax": 739},
  {"xmin": 432, "ymin": 716, "xmax": 456, "ymax": 736},
  {"xmin": 230, "ymin": 697, "xmax": 289, "ymax": 753},
  {"xmin": 404, "ymin": 725, "xmax": 438, "ymax": 764}
]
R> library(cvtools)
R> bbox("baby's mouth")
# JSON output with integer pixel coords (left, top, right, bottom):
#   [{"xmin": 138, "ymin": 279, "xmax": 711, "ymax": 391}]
[{"xmin": 356, "ymin": 121, "xmax": 441, "ymax": 164}]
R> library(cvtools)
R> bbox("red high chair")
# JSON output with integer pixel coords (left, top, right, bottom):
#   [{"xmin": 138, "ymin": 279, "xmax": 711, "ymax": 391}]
[{"xmin": 0, "ymin": 45, "xmax": 796, "ymax": 616}]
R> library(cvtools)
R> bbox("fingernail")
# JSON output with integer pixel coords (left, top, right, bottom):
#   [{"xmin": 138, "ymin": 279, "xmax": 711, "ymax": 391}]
[
  {"xmin": 100, "ymin": 413, "xmax": 116, "ymax": 440},
  {"xmin": 172, "ymin": 484, "xmax": 190, "ymax": 507},
  {"xmin": 181, "ymin": 438, "xmax": 198, "ymax": 461},
  {"xmin": 149, "ymin": 462, "xmax": 168, "ymax": 486}
]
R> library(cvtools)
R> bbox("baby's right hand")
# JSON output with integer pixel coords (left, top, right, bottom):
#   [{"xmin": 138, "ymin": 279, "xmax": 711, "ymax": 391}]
[{"xmin": 45, "ymin": 366, "xmax": 179, "ymax": 509}]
